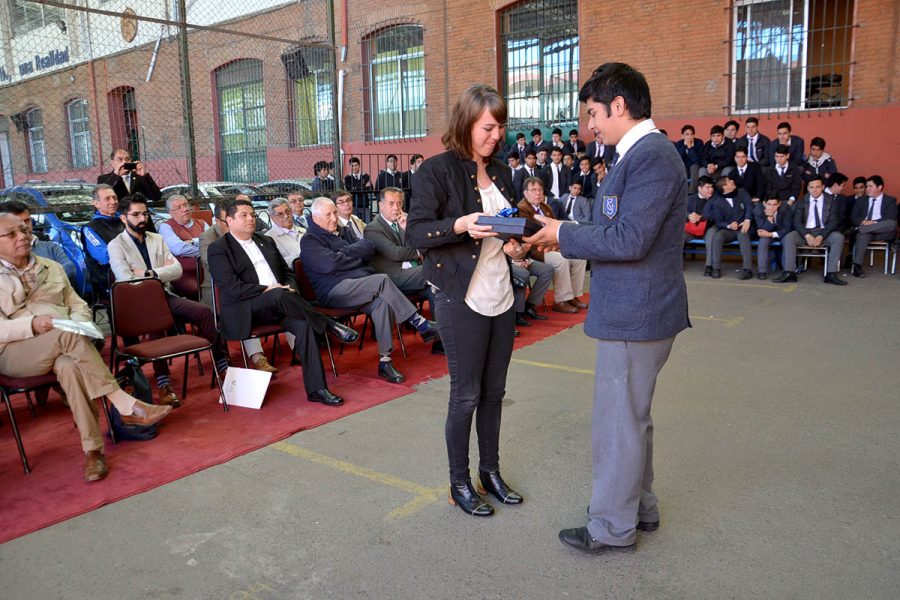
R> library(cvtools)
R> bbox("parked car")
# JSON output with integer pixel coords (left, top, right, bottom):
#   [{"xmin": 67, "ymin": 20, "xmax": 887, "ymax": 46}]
[
  {"xmin": 160, "ymin": 182, "xmax": 271, "ymax": 230},
  {"xmin": 256, "ymin": 179, "xmax": 314, "ymax": 197}
]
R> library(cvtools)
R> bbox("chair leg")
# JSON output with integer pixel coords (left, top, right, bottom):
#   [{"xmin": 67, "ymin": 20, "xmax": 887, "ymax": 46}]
[
  {"xmin": 195, "ymin": 351, "xmax": 204, "ymax": 377},
  {"xmin": 182, "ymin": 355, "xmax": 190, "ymax": 398},
  {"xmin": 323, "ymin": 334, "xmax": 338, "ymax": 378},
  {"xmin": 3, "ymin": 390, "xmax": 31, "ymax": 474},
  {"xmin": 358, "ymin": 316, "xmax": 370, "ymax": 351},
  {"xmin": 24, "ymin": 391, "xmax": 36, "ymax": 419},
  {"xmin": 269, "ymin": 334, "xmax": 279, "ymax": 366},
  {"xmin": 210, "ymin": 349, "xmax": 228, "ymax": 412},
  {"xmin": 241, "ymin": 341, "xmax": 250, "ymax": 368},
  {"xmin": 395, "ymin": 319, "xmax": 407, "ymax": 359}
]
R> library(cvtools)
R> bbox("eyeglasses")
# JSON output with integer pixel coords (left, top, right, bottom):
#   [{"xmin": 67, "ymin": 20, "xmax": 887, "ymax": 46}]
[
  {"xmin": 335, "ymin": 199, "xmax": 352, "ymax": 205},
  {"xmin": 127, "ymin": 212, "xmax": 151, "ymax": 218},
  {"xmin": 272, "ymin": 210, "xmax": 292, "ymax": 218},
  {"xmin": 0, "ymin": 226, "xmax": 28, "ymax": 239}
]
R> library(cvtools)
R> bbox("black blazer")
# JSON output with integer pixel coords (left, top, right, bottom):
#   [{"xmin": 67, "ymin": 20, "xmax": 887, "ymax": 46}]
[
  {"xmin": 407, "ymin": 151, "xmax": 515, "ymax": 302},
  {"xmin": 769, "ymin": 136, "xmax": 805, "ymax": 168},
  {"xmin": 343, "ymin": 173, "xmax": 372, "ymax": 192},
  {"xmin": 753, "ymin": 203, "xmax": 793, "ymax": 238},
  {"xmin": 97, "ymin": 171, "xmax": 162, "ymax": 202},
  {"xmin": 527, "ymin": 139, "xmax": 552, "ymax": 156},
  {"xmin": 850, "ymin": 194, "xmax": 899, "ymax": 226},
  {"xmin": 732, "ymin": 162, "xmax": 765, "ymax": 199},
  {"xmin": 763, "ymin": 165, "xmax": 803, "ymax": 203},
  {"xmin": 563, "ymin": 139, "xmax": 586, "ymax": 155},
  {"xmin": 739, "ymin": 133, "xmax": 771, "ymax": 167},
  {"xmin": 513, "ymin": 166, "xmax": 541, "ymax": 201},
  {"xmin": 585, "ymin": 141, "xmax": 616, "ymax": 165},
  {"xmin": 792, "ymin": 194, "xmax": 840, "ymax": 238},
  {"xmin": 540, "ymin": 163, "xmax": 572, "ymax": 199},
  {"xmin": 207, "ymin": 232, "xmax": 304, "ymax": 340}
]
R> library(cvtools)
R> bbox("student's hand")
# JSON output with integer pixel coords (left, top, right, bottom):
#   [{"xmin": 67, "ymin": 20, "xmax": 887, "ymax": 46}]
[
  {"xmin": 757, "ymin": 230, "xmax": 771, "ymax": 238},
  {"xmin": 728, "ymin": 221, "xmax": 739, "ymax": 231},
  {"xmin": 740, "ymin": 219, "xmax": 751, "ymax": 234},
  {"xmin": 524, "ymin": 215, "xmax": 561, "ymax": 252}
]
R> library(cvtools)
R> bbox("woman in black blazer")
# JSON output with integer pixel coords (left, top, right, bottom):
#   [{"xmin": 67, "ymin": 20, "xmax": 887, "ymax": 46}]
[{"xmin": 407, "ymin": 85, "xmax": 530, "ymax": 517}]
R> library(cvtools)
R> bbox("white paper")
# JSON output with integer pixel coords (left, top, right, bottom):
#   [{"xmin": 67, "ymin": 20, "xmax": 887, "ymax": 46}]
[
  {"xmin": 218, "ymin": 366, "xmax": 271, "ymax": 409},
  {"xmin": 52, "ymin": 319, "xmax": 104, "ymax": 340}
]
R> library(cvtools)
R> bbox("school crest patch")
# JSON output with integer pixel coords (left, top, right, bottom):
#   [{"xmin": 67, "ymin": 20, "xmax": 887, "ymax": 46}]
[{"xmin": 602, "ymin": 195, "xmax": 618, "ymax": 219}]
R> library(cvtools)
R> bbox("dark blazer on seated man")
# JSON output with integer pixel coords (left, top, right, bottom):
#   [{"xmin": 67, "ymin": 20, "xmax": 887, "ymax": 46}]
[
  {"xmin": 753, "ymin": 202, "xmax": 793, "ymax": 239},
  {"xmin": 763, "ymin": 163, "xmax": 803, "ymax": 204},
  {"xmin": 770, "ymin": 135, "xmax": 805, "ymax": 169},
  {"xmin": 732, "ymin": 159, "xmax": 765, "ymax": 200},
  {"xmin": 363, "ymin": 213, "xmax": 431, "ymax": 299}
]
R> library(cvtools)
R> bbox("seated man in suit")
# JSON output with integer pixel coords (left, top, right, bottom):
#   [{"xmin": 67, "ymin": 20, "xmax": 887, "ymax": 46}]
[
  {"xmin": 770, "ymin": 122, "xmax": 805, "ymax": 169},
  {"xmin": 732, "ymin": 146, "xmax": 764, "ymax": 202},
  {"xmin": 509, "ymin": 132, "xmax": 528, "ymax": 162},
  {"xmin": 801, "ymin": 137, "xmax": 837, "ymax": 183},
  {"xmin": 573, "ymin": 156, "xmax": 595, "ymax": 195},
  {"xmin": 375, "ymin": 155, "xmax": 403, "ymax": 191},
  {"xmin": 686, "ymin": 176, "xmax": 716, "ymax": 275},
  {"xmin": 742, "ymin": 116, "xmax": 771, "ymax": 167},
  {"xmin": 754, "ymin": 196, "xmax": 792, "ymax": 280},
  {"xmin": 564, "ymin": 128, "xmax": 586, "ymax": 156},
  {"xmin": 285, "ymin": 191, "xmax": 311, "ymax": 230},
  {"xmin": 0, "ymin": 212, "xmax": 170, "ymax": 482},
  {"xmin": 707, "ymin": 174, "xmax": 754, "ymax": 279},
  {"xmin": 82, "ymin": 184, "xmax": 125, "ymax": 299},
  {"xmin": 763, "ymin": 144, "xmax": 803, "ymax": 206},
  {"xmin": 158, "ymin": 194, "xmax": 208, "ymax": 258},
  {"xmin": 265, "ymin": 197, "xmax": 303, "ymax": 264},
  {"xmin": 674, "ymin": 124, "xmax": 704, "ymax": 192},
  {"xmin": 199, "ymin": 199, "xmax": 277, "ymax": 374},
  {"xmin": 773, "ymin": 176, "xmax": 846, "ymax": 285},
  {"xmin": 551, "ymin": 181, "xmax": 587, "ymax": 222},
  {"xmin": 109, "ymin": 194, "xmax": 229, "ymax": 406},
  {"xmin": 0, "ymin": 200, "xmax": 77, "ymax": 286},
  {"xmin": 208, "ymin": 200, "xmax": 358, "ymax": 406},
  {"xmin": 301, "ymin": 197, "xmax": 438, "ymax": 384},
  {"xmin": 511, "ymin": 254, "xmax": 553, "ymax": 326},
  {"xmin": 335, "ymin": 190, "xmax": 366, "ymax": 242},
  {"xmin": 517, "ymin": 177, "xmax": 588, "ymax": 313},
  {"xmin": 513, "ymin": 150, "xmax": 540, "ymax": 201},
  {"xmin": 549, "ymin": 127, "xmax": 566, "ymax": 151},
  {"xmin": 527, "ymin": 128, "xmax": 552, "ymax": 157},
  {"xmin": 850, "ymin": 175, "xmax": 898, "ymax": 277},
  {"xmin": 542, "ymin": 147, "xmax": 572, "ymax": 201},
  {"xmin": 507, "ymin": 153, "xmax": 523, "ymax": 180},
  {"xmin": 96, "ymin": 148, "xmax": 162, "ymax": 202},
  {"xmin": 701, "ymin": 125, "xmax": 735, "ymax": 181}
]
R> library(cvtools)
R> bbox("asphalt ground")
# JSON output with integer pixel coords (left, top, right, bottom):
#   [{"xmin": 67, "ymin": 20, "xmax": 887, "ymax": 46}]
[{"xmin": 1, "ymin": 260, "xmax": 898, "ymax": 599}]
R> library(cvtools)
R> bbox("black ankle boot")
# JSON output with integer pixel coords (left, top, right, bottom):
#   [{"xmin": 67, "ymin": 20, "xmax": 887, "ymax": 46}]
[
  {"xmin": 448, "ymin": 481, "xmax": 494, "ymax": 516},
  {"xmin": 477, "ymin": 470, "xmax": 523, "ymax": 505}
]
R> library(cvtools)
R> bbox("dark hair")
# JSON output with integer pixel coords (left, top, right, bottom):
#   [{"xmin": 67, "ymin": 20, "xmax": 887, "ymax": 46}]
[
  {"xmin": 697, "ymin": 176, "xmax": 715, "ymax": 187},
  {"xmin": 516, "ymin": 132, "xmax": 525, "ymax": 140},
  {"xmin": 578, "ymin": 62, "xmax": 651, "ymax": 120},
  {"xmin": 109, "ymin": 148, "xmax": 129, "ymax": 160},
  {"xmin": 214, "ymin": 199, "xmax": 233, "ymax": 218},
  {"xmin": 866, "ymin": 175, "xmax": 884, "ymax": 188},
  {"xmin": 734, "ymin": 145, "xmax": 748, "ymax": 155},
  {"xmin": 775, "ymin": 144, "xmax": 790, "ymax": 155},
  {"xmin": 524, "ymin": 149, "xmax": 537, "ymax": 158},
  {"xmin": 442, "ymin": 84, "xmax": 507, "ymax": 161},
  {"xmin": 0, "ymin": 200, "xmax": 29, "ymax": 214},
  {"xmin": 530, "ymin": 128, "xmax": 542, "ymax": 137},
  {"xmin": 551, "ymin": 127, "xmax": 563, "ymax": 136},
  {"xmin": 717, "ymin": 173, "xmax": 737, "ymax": 187},
  {"xmin": 830, "ymin": 172, "xmax": 848, "ymax": 185},
  {"xmin": 379, "ymin": 187, "xmax": 405, "ymax": 202},
  {"xmin": 810, "ymin": 137, "xmax": 826, "ymax": 149},
  {"xmin": 776, "ymin": 121, "xmax": 792, "ymax": 132},
  {"xmin": 314, "ymin": 160, "xmax": 329, "ymax": 174},
  {"xmin": 681, "ymin": 124, "xmax": 695, "ymax": 134},
  {"xmin": 579, "ymin": 155, "xmax": 592, "ymax": 165},
  {"xmin": 118, "ymin": 193, "xmax": 148, "ymax": 214},
  {"xmin": 410, "ymin": 154, "xmax": 424, "ymax": 165},
  {"xmin": 386, "ymin": 154, "xmax": 398, "ymax": 162},
  {"xmin": 550, "ymin": 147, "xmax": 563, "ymax": 155},
  {"xmin": 568, "ymin": 129, "xmax": 579, "ymax": 137},
  {"xmin": 764, "ymin": 196, "xmax": 781, "ymax": 203},
  {"xmin": 724, "ymin": 120, "xmax": 739, "ymax": 131},
  {"xmin": 348, "ymin": 156, "xmax": 360, "ymax": 165},
  {"xmin": 333, "ymin": 189, "xmax": 352, "ymax": 200},
  {"xmin": 225, "ymin": 199, "xmax": 253, "ymax": 219},
  {"xmin": 745, "ymin": 116, "xmax": 759, "ymax": 125},
  {"xmin": 658, "ymin": 129, "xmax": 668, "ymax": 137},
  {"xmin": 807, "ymin": 175, "xmax": 825, "ymax": 185},
  {"xmin": 853, "ymin": 176, "xmax": 867, "ymax": 186},
  {"xmin": 710, "ymin": 125, "xmax": 724, "ymax": 135},
  {"xmin": 523, "ymin": 176, "xmax": 544, "ymax": 191}
]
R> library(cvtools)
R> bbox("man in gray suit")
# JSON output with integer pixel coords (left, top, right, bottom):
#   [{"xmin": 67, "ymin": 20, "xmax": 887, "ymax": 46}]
[{"xmin": 526, "ymin": 63, "xmax": 690, "ymax": 554}]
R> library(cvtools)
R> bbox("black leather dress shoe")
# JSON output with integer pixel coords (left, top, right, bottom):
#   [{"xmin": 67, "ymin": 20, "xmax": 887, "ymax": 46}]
[
  {"xmin": 851, "ymin": 264, "xmax": 866, "ymax": 278},
  {"xmin": 524, "ymin": 304, "xmax": 548, "ymax": 320},
  {"xmin": 378, "ymin": 361, "xmax": 405, "ymax": 383},
  {"xmin": 418, "ymin": 320, "xmax": 440, "ymax": 343},
  {"xmin": 515, "ymin": 313, "xmax": 530, "ymax": 327},
  {"xmin": 703, "ymin": 266, "xmax": 713, "ymax": 277},
  {"xmin": 327, "ymin": 322, "xmax": 359, "ymax": 344},
  {"xmin": 448, "ymin": 481, "xmax": 494, "ymax": 516},
  {"xmin": 431, "ymin": 340, "xmax": 446, "ymax": 355},
  {"xmin": 559, "ymin": 526, "xmax": 635, "ymax": 554},
  {"xmin": 824, "ymin": 272, "xmax": 848, "ymax": 286},
  {"xmin": 757, "ymin": 272, "xmax": 768, "ymax": 280},
  {"xmin": 307, "ymin": 388, "xmax": 344, "ymax": 406},
  {"xmin": 738, "ymin": 269, "xmax": 753, "ymax": 280},
  {"xmin": 710, "ymin": 268, "xmax": 722, "ymax": 279},
  {"xmin": 477, "ymin": 470, "xmax": 523, "ymax": 504},
  {"xmin": 772, "ymin": 271, "xmax": 798, "ymax": 283}
]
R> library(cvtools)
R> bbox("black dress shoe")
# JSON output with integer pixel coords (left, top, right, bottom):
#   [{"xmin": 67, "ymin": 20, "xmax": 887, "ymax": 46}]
[
  {"xmin": 738, "ymin": 269, "xmax": 753, "ymax": 280},
  {"xmin": 418, "ymin": 320, "xmax": 440, "ymax": 343},
  {"xmin": 824, "ymin": 272, "xmax": 848, "ymax": 286},
  {"xmin": 378, "ymin": 360, "xmax": 405, "ymax": 383},
  {"xmin": 524, "ymin": 303, "xmax": 548, "ymax": 320},
  {"xmin": 851, "ymin": 264, "xmax": 866, "ymax": 278},
  {"xmin": 559, "ymin": 526, "xmax": 635, "ymax": 554},
  {"xmin": 327, "ymin": 321, "xmax": 359, "ymax": 344},
  {"xmin": 710, "ymin": 268, "xmax": 722, "ymax": 279},
  {"xmin": 757, "ymin": 272, "xmax": 768, "ymax": 280},
  {"xmin": 448, "ymin": 481, "xmax": 494, "ymax": 516},
  {"xmin": 772, "ymin": 271, "xmax": 798, "ymax": 283},
  {"xmin": 307, "ymin": 388, "xmax": 344, "ymax": 406},
  {"xmin": 703, "ymin": 266, "xmax": 713, "ymax": 277},
  {"xmin": 515, "ymin": 313, "xmax": 530, "ymax": 327},
  {"xmin": 431, "ymin": 340, "xmax": 446, "ymax": 355},
  {"xmin": 477, "ymin": 470, "xmax": 523, "ymax": 504}
]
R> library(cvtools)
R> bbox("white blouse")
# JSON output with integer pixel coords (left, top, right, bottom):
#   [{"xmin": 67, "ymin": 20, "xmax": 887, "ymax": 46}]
[{"xmin": 465, "ymin": 182, "xmax": 514, "ymax": 316}]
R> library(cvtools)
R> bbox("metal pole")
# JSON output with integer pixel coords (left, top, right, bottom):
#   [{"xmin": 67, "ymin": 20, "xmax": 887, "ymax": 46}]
[
  {"xmin": 327, "ymin": 0, "xmax": 342, "ymax": 183},
  {"xmin": 177, "ymin": 0, "xmax": 198, "ymax": 200}
]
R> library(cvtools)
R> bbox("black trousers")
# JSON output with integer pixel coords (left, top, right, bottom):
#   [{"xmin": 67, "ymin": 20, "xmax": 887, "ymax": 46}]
[
  {"xmin": 434, "ymin": 291, "xmax": 516, "ymax": 483},
  {"xmin": 249, "ymin": 288, "xmax": 327, "ymax": 394}
]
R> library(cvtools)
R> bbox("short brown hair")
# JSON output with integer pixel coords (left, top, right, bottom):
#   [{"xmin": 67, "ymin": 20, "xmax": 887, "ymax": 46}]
[{"xmin": 442, "ymin": 84, "xmax": 507, "ymax": 161}]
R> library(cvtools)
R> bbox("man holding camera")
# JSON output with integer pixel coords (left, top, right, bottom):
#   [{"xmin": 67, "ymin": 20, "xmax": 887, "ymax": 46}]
[{"xmin": 97, "ymin": 148, "xmax": 162, "ymax": 202}]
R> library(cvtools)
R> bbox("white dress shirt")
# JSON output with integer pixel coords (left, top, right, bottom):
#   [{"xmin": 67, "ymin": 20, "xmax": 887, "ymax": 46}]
[
  {"xmin": 233, "ymin": 234, "xmax": 278, "ymax": 287},
  {"xmin": 805, "ymin": 196, "xmax": 824, "ymax": 230}
]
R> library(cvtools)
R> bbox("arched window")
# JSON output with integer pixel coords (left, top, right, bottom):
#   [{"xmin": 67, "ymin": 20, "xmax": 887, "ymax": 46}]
[
  {"xmin": 364, "ymin": 25, "xmax": 425, "ymax": 141},
  {"xmin": 499, "ymin": 0, "xmax": 579, "ymax": 132},
  {"xmin": 26, "ymin": 108, "xmax": 48, "ymax": 173},
  {"xmin": 108, "ymin": 86, "xmax": 141, "ymax": 160},
  {"xmin": 214, "ymin": 59, "xmax": 267, "ymax": 182},
  {"xmin": 66, "ymin": 99, "xmax": 94, "ymax": 169},
  {"xmin": 284, "ymin": 45, "xmax": 334, "ymax": 148}
]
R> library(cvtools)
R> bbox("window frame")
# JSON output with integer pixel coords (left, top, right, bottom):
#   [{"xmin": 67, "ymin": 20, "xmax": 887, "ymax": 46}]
[
  {"xmin": 214, "ymin": 59, "xmax": 268, "ymax": 182},
  {"xmin": 65, "ymin": 98, "xmax": 94, "ymax": 169},
  {"xmin": 25, "ymin": 107, "xmax": 48, "ymax": 174},
  {"xmin": 286, "ymin": 46, "xmax": 335, "ymax": 148},
  {"xmin": 10, "ymin": 0, "xmax": 65, "ymax": 36},
  {"xmin": 364, "ymin": 24, "xmax": 427, "ymax": 142}
]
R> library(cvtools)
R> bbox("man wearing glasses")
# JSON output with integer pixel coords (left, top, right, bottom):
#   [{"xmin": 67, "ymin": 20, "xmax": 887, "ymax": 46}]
[
  {"xmin": 265, "ymin": 198, "xmax": 304, "ymax": 264},
  {"xmin": 158, "ymin": 194, "xmax": 208, "ymax": 258},
  {"xmin": 286, "ymin": 192, "xmax": 309, "ymax": 229},
  {"xmin": 97, "ymin": 148, "xmax": 162, "ymax": 202},
  {"xmin": 334, "ymin": 190, "xmax": 366, "ymax": 242}
]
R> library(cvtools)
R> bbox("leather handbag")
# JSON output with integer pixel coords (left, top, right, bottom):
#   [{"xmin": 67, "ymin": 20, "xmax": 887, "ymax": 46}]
[{"xmin": 684, "ymin": 219, "xmax": 708, "ymax": 237}]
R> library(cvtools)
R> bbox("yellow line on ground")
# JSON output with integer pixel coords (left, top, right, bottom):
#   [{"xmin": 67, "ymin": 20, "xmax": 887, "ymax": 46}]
[
  {"xmin": 510, "ymin": 358, "xmax": 594, "ymax": 375},
  {"xmin": 270, "ymin": 441, "xmax": 444, "ymax": 520}
]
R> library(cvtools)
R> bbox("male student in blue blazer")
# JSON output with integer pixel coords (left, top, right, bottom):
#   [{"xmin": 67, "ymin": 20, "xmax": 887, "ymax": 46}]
[{"xmin": 526, "ymin": 63, "xmax": 689, "ymax": 555}]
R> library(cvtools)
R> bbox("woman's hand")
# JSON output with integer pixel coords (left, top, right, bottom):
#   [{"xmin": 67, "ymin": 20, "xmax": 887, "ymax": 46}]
[
  {"xmin": 453, "ymin": 212, "xmax": 497, "ymax": 239},
  {"xmin": 503, "ymin": 239, "xmax": 531, "ymax": 260}
]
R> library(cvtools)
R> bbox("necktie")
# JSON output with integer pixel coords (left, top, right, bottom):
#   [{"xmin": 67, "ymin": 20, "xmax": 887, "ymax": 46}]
[
  {"xmin": 778, "ymin": 167, "xmax": 784, "ymax": 177},
  {"xmin": 565, "ymin": 196, "xmax": 574, "ymax": 216},
  {"xmin": 609, "ymin": 152, "xmax": 620, "ymax": 170},
  {"xmin": 813, "ymin": 200, "xmax": 822, "ymax": 228},
  {"xmin": 594, "ymin": 144, "xmax": 600, "ymax": 158},
  {"xmin": 749, "ymin": 138, "xmax": 757, "ymax": 161},
  {"xmin": 739, "ymin": 168, "xmax": 745, "ymax": 177},
  {"xmin": 390, "ymin": 221, "xmax": 401, "ymax": 239},
  {"xmin": 866, "ymin": 199, "xmax": 875, "ymax": 220}
]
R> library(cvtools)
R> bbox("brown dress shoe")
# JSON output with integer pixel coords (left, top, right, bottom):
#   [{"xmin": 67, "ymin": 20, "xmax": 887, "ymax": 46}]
[
  {"xmin": 251, "ymin": 353, "xmax": 278, "ymax": 374},
  {"xmin": 552, "ymin": 301, "xmax": 578, "ymax": 314},
  {"xmin": 121, "ymin": 401, "xmax": 172, "ymax": 427},
  {"xmin": 157, "ymin": 384, "xmax": 181, "ymax": 408},
  {"xmin": 84, "ymin": 450, "xmax": 109, "ymax": 482},
  {"xmin": 568, "ymin": 297, "xmax": 588, "ymax": 309}
]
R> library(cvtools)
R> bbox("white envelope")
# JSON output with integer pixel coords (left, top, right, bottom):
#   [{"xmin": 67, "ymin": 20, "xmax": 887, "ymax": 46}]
[{"xmin": 218, "ymin": 367, "xmax": 271, "ymax": 409}]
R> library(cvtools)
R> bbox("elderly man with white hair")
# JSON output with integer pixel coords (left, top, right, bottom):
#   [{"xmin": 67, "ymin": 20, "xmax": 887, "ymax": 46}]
[
  {"xmin": 158, "ymin": 194, "xmax": 208, "ymax": 257},
  {"xmin": 300, "ymin": 197, "xmax": 439, "ymax": 384},
  {"xmin": 265, "ymin": 197, "xmax": 304, "ymax": 263}
]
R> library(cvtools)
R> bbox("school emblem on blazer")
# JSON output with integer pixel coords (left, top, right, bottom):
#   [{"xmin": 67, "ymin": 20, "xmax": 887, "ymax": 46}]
[{"xmin": 602, "ymin": 195, "xmax": 618, "ymax": 219}]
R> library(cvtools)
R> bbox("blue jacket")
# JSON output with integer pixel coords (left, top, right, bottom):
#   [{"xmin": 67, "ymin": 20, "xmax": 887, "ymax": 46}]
[
  {"xmin": 707, "ymin": 189, "xmax": 753, "ymax": 229},
  {"xmin": 558, "ymin": 129, "xmax": 690, "ymax": 341},
  {"xmin": 753, "ymin": 203, "xmax": 793, "ymax": 239},
  {"xmin": 299, "ymin": 218, "xmax": 376, "ymax": 299},
  {"xmin": 32, "ymin": 238, "xmax": 77, "ymax": 283}
]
